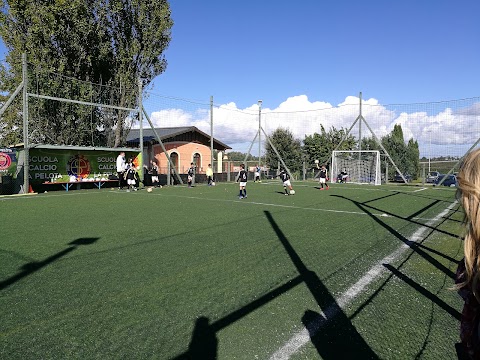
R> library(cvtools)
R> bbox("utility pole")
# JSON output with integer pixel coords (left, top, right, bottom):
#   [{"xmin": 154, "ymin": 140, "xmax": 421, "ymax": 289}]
[{"xmin": 258, "ymin": 100, "xmax": 263, "ymax": 169}]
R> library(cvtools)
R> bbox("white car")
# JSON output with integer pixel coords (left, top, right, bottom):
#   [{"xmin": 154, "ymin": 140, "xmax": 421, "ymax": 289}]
[{"xmin": 426, "ymin": 171, "xmax": 440, "ymax": 183}]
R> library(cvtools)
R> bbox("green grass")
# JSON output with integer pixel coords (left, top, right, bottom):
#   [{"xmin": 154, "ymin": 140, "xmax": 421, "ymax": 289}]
[{"xmin": 0, "ymin": 181, "xmax": 464, "ymax": 359}]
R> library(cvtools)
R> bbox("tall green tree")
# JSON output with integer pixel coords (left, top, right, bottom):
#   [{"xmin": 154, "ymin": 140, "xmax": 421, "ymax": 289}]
[
  {"xmin": 265, "ymin": 128, "xmax": 302, "ymax": 173},
  {"xmin": 381, "ymin": 124, "xmax": 420, "ymax": 179},
  {"xmin": 0, "ymin": 0, "xmax": 173, "ymax": 147},
  {"xmin": 405, "ymin": 138, "xmax": 420, "ymax": 178},
  {"xmin": 360, "ymin": 136, "xmax": 380, "ymax": 151},
  {"xmin": 303, "ymin": 125, "xmax": 357, "ymax": 166},
  {"xmin": 381, "ymin": 124, "xmax": 407, "ymax": 177}
]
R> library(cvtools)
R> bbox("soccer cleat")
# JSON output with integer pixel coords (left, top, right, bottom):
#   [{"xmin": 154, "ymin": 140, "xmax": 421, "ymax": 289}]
[
  {"xmin": 239, "ymin": 196, "xmax": 244, "ymax": 199},
  {"xmin": 285, "ymin": 193, "xmax": 289, "ymax": 195},
  {"xmin": 326, "ymin": 186, "xmax": 329, "ymax": 190},
  {"xmin": 320, "ymin": 188, "xmax": 324, "ymax": 190},
  {"xmin": 244, "ymin": 195, "xmax": 247, "ymax": 198}
]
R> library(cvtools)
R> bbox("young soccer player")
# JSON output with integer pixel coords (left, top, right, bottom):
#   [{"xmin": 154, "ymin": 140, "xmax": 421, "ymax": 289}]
[
  {"xmin": 206, "ymin": 164, "xmax": 214, "ymax": 186},
  {"xmin": 237, "ymin": 163, "xmax": 248, "ymax": 199},
  {"xmin": 150, "ymin": 160, "xmax": 159, "ymax": 187},
  {"xmin": 187, "ymin": 162, "xmax": 195, "ymax": 188},
  {"xmin": 316, "ymin": 163, "xmax": 329, "ymax": 190},
  {"xmin": 124, "ymin": 160, "xmax": 138, "ymax": 192},
  {"xmin": 279, "ymin": 168, "xmax": 294, "ymax": 195},
  {"xmin": 254, "ymin": 165, "xmax": 261, "ymax": 182}
]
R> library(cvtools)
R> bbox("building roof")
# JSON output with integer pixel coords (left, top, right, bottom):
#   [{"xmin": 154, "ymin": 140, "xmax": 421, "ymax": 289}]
[
  {"xmin": 126, "ymin": 126, "xmax": 231, "ymax": 151},
  {"xmin": 14, "ymin": 144, "xmax": 140, "ymax": 152}
]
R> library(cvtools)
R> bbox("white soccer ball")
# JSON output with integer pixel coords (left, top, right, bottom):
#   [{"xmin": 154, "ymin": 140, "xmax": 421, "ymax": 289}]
[
  {"xmin": 211, "ymin": 182, "xmax": 216, "ymax": 186},
  {"xmin": 147, "ymin": 187, "xmax": 153, "ymax": 193},
  {"xmin": 314, "ymin": 159, "xmax": 319, "ymax": 164},
  {"xmin": 290, "ymin": 189, "xmax": 295, "ymax": 195}
]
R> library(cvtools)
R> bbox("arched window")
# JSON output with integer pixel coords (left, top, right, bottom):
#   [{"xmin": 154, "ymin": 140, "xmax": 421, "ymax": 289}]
[
  {"xmin": 170, "ymin": 152, "xmax": 179, "ymax": 172},
  {"xmin": 193, "ymin": 153, "xmax": 201, "ymax": 171}
]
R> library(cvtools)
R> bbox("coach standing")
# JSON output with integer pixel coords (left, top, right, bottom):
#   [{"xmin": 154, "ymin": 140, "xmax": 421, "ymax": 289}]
[{"xmin": 116, "ymin": 151, "xmax": 126, "ymax": 190}]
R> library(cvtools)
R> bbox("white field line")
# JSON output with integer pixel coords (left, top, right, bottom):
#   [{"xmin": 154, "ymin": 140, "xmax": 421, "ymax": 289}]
[
  {"xmin": 261, "ymin": 182, "xmax": 427, "ymax": 194},
  {"xmin": 0, "ymin": 191, "xmax": 88, "ymax": 201},
  {"xmin": 413, "ymin": 187, "xmax": 428, "ymax": 192},
  {"xmin": 153, "ymin": 193, "xmax": 390, "ymax": 217},
  {"xmin": 269, "ymin": 200, "xmax": 459, "ymax": 360}
]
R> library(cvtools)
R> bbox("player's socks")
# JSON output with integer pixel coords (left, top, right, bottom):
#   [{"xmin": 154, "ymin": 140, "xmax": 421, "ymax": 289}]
[{"xmin": 243, "ymin": 189, "xmax": 247, "ymax": 197}]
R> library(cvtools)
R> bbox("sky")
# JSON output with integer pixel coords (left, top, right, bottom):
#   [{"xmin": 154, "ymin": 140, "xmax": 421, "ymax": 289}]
[
  {"xmin": 147, "ymin": 0, "xmax": 480, "ymax": 156},
  {"xmin": 157, "ymin": 0, "xmax": 480, "ymax": 107},
  {"xmin": 1, "ymin": 0, "xmax": 480, "ymax": 156}
]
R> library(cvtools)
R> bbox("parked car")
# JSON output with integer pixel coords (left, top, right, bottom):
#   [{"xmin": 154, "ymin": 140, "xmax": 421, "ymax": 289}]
[
  {"xmin": 426, "ymin": 171, "xmax": 440, "ymax": 183},
  {"xmin": 393, "ymin": 173, "xmax": 412, "ymax": 183},
  {"xmin": 434, "ymin": 174, "xmax": 457, "ymax": 187}
]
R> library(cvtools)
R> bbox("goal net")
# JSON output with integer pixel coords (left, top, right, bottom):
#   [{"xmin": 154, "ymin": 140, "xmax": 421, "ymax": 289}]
[{"xmin": 331, "ymin": 150, "xmax": 381, "ymax": 185}]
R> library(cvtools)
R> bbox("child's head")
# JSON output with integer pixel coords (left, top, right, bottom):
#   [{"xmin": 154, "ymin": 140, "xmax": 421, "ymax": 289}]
[
  {"xmin": 457, "ymin": 148, "xmax": 480, "ymax": 285},
  {"xmin": 240, "ymin": 164, "xmax": 245, "ymax": 169},
  {"xmin": 458, "ymin": 149, "xmax": 480, "ymax": 224}
]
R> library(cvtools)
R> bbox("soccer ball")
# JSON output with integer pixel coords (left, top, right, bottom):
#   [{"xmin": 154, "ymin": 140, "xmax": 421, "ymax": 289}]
[
  {"xmin": 314, "ymin": 159, "xmax": 319, "ymax": 164},
  {"xmin": 211, "ymin": 182, "xmax": 216, "ymax": 186},
  {"xmin": 147, "ymin": 187, "xmax": 153, "ymax": 193},
  {"xmin": 289, "ymin": 189, "xmax": 295, "ymax": 195}
]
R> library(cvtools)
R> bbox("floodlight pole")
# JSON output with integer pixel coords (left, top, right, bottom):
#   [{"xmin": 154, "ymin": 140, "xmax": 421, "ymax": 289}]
[
  {"xmin": 429, "ymin": 130, "xmax": 432, "ymax": 173},
  {"xmin": 258, "ymin": 100, "xmax": 262, "ymax": 169},
  {"xmin": 359, "ymin": 92, "xmax": 362, "ymax": 153},
  {"xmin": 22, "ymin": 53, "xmax": 29, "ymax": 194},
  {"xmin": 138, "ymin": 79, "xmax": 144, "ymax": 181},
  {"xmin": 210, "ymin": 96, "xmax": 214, "ymax": 169}
]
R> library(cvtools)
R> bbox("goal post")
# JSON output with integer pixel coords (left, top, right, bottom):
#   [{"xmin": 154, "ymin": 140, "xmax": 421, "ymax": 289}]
[{"xmin": 331, "ymin": 150, "xmax": 381, "ymax": 185}]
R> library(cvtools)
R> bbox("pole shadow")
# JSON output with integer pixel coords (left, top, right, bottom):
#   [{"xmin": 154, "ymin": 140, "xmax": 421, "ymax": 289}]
[
  {"xmin": 264, "ymin": 210, "xmax": 378, "ymax": 359},
  {"xmin": 0, "ymin": 237, "xmax": 100, "ymax": 291},
  {"xmin": 174, "ymin": 210, "xmax": 379, "ymax": 359}
]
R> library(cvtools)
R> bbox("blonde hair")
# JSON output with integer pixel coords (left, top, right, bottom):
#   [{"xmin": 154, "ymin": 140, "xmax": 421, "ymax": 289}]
[{"xmin": 457, "ymin": 148, "xmax": 480, "ymax": 300}]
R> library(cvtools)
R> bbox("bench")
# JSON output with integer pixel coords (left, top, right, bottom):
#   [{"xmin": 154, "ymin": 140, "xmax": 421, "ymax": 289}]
[{"xmin": 42, "ymin": 179, "xmax": 118, "ymax": 192}]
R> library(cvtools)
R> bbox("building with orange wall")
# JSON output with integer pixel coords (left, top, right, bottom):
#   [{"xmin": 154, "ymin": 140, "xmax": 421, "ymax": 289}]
[{"xmin": 126, "ymin": 127, "xmax": 231, "ymax": 174}]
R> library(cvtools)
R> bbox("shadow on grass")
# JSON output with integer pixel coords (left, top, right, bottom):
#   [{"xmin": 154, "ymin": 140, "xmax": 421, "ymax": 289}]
[
  {"xmin": 331, "ymin": 194, "xmax": 458, "ymax": 280},
  {"xmin": 384, "ymin": 264, "xmax": 460, "ymax": 320},
  {"xmin": 174, "ymin": 211, "xmax": 378, "ymax": 359},
  {"xmin": 264, "ymin": 210, "xmax": 378, "ymax": 359},
  {"xmin": 332, "ymin": 192, "xmax": 462, "ymax": 354},
  {"xmin": 0, "ymin": 237, "xmax": 100, "ymax": 291},
  {"xmin": 174, "ymin": 316, "xmax": 218, "ymax": 360},
  {"xmin": 383, "ymin": 263, "xmax": 461, "ymax": 359}
]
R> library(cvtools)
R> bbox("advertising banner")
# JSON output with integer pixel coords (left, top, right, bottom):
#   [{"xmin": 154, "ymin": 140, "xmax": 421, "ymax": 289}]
[
  {"xmin": 0, "ymin": 148, "xmax": 17, "ymax": 176},
  {"xmin": 28, "ymin": 148, "xmax": 141, "ymax": 184}
]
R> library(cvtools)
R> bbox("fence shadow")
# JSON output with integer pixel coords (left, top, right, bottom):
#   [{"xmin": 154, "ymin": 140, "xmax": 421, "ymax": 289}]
[{"xmin": 331, "ymin": 194, "xmax": 457, "ymax": 280}]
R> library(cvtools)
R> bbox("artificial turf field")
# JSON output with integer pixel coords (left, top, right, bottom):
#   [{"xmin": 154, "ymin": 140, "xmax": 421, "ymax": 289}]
[{"xmin": 0, "ymin": 181, "xmax": 465, "ymax": 359}]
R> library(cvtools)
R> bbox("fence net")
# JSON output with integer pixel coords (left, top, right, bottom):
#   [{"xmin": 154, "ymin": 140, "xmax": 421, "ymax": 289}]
[{"xmin": 1, "ymin": 57, "xmax": 480, "ymax": 181}]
